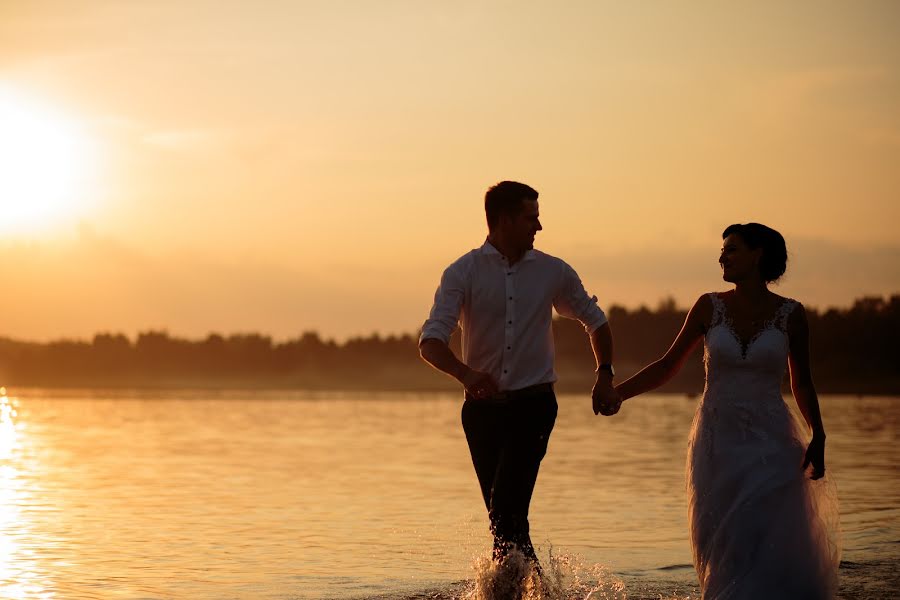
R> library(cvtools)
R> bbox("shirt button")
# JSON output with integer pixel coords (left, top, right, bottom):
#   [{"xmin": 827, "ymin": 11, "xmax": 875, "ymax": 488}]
[
  {"xmin": 508, "ymin": 320, "xmax": 512, "ymax": 324},
  {"xmin": 503, "ymin": 370, "xmax": 508, "ymax": 374},
  {"xmin": 508, "ymin": 296, "xmax": 513, "ymax": 300},
  {"xmin": 507, "ymin": 272, "xmax": 512, "ymax": 276},
  {"xmin": 507, "ymin": 346, "xmax": 511, "ymax": 350}
]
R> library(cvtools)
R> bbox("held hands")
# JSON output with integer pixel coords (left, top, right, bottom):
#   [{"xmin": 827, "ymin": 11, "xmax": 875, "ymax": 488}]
[
  {"xmin": 802, "ymin": 434, "xmax": 826, "ymax": 480},
  {"xmin": 461, "ymin": 368, "xmax": 499, "ymax": 400},
  {"xmin": 592, "ymin": 375, "xmax": 622, "ymax": 416}
]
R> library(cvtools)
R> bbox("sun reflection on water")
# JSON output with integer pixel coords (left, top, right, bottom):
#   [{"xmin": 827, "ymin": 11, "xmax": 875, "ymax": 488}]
[
  {"xmin": 0, "ymin": 387, "xmax": 20, "ymax": 459},
  {"xmin": 0, "ymin": 387, "xmax": 53, "ymax": 599}
]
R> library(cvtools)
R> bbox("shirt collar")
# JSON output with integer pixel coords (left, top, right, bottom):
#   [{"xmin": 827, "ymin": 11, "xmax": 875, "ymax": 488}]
[{"xmin": 480, "ymin": 238, "xmax": 537, "ymax": 262}]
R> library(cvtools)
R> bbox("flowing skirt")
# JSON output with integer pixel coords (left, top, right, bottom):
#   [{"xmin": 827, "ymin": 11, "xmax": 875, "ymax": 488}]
[{"xmin": 686, "ymin": 397, "xmax": 841, "ymax": 599}]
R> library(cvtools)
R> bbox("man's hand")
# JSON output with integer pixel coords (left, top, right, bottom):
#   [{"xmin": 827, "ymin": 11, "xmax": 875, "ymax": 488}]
[
  {"xmin": 592, "ymin": 375, "xmax": 621, "ymax": 416},
  {"xmin": 461, "ymin": 368, "xmax": 499, "ymax": 400},
  {"xmin": 420, "ymin": 339, "xmax": 499, "ymax": 399}
]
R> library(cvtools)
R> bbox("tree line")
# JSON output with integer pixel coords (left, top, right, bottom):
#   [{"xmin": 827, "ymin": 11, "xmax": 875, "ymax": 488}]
[{"xmin": 0, "ymin": 295, "xmax": 896, "ymax": 394}]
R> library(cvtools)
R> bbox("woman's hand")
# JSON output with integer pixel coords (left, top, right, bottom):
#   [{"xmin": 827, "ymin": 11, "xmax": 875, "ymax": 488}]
[{"xmin": 802, "ymin": 434, "xmax": 826, "ymax": 480}]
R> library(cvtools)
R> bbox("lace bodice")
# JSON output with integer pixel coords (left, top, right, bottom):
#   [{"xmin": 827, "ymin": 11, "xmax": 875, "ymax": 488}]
[
  {"xmin": 689, "ymin": 292, "xmax": 840, "ymax": 598},
  {"xmin": 703, "ymin": 292, "xmax": 799, "ymax": 400}
]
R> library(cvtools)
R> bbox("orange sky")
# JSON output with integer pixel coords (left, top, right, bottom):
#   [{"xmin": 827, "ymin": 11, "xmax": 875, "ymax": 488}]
[{"xmin": 1, "ymin": 2, "xmax": 898, "ymax": 341}]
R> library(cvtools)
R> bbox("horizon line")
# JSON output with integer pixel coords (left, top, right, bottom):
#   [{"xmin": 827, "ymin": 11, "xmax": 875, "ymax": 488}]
[{"xmin": 3, "ymin": 292, "xmax": 896, "ymax": 346}]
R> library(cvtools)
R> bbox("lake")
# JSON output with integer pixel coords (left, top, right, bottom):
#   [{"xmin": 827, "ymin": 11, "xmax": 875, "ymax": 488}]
[{"xmin": 0, "ymin": 388, "xmax": 896, "ymax": 599}]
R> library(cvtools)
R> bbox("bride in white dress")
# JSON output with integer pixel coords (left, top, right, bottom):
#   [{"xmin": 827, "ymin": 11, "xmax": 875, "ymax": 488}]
[{"xmin": 613, "ymin": 223, "xmax": 841, "ymax": 599}]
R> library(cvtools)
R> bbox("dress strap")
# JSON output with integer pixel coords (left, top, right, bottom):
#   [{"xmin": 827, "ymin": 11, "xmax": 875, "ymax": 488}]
[
  {"xmin": 774, "ymin": 298, "xmax": 799, "ymax": 331},
  {"xmin": 708, "ymin": 292, "xmax": 725, "ymax": 329}
]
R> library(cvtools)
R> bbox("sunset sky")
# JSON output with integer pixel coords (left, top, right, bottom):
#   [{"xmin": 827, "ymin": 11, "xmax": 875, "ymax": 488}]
[{"xmin": 1, "ymin": 2, "xmax": 898, "ymax": 341}]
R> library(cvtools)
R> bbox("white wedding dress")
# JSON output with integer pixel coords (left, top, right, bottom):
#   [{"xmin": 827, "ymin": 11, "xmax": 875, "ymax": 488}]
[{"xmin": 687, "ymin": 293, "xmax": 841, "ymax": 599}]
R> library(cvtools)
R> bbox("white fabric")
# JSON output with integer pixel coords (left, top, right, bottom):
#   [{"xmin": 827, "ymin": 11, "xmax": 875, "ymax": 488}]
[
  {"xmin": 687, "ymin": 292, "xmax": 841, "ymax": 599},
  {"xmin": 420, "ymin": 240, "xmax": 607, "ymax": 392}
]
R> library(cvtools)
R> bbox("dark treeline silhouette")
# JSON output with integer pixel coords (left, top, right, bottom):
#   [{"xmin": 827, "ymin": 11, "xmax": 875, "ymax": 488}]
[{"xmin": 0, "ymin": 295, "xmax": 897, "ymax": 394}]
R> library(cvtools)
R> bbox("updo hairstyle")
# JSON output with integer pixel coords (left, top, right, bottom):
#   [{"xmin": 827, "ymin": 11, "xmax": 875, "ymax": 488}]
[{"xmin": 722, "ymin": 223, "xmax": 788, "ymax": 283}]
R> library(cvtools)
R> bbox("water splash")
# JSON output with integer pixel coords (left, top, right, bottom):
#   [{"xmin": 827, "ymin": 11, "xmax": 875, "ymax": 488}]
[{"xmin": 460, "ymin": 545, "xmax": 627, "ymax": 600}]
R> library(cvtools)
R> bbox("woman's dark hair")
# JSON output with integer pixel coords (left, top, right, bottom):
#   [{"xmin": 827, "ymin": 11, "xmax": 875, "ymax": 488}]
[
  {"xmin": 484, "ymin": 181, "xmax": 539, "ymax": 230},
  {"xmin": 722, "ymin": 223, "xmax": 788, "ymax": 283}
]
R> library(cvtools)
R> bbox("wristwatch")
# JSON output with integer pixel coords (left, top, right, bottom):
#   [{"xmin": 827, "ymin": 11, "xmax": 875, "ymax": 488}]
[{"xmin": 597, "ymin": 363, "xmax": 615, "ymax": 377}]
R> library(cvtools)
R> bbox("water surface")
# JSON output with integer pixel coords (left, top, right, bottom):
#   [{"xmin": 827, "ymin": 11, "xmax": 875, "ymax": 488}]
[{"xmin": 0, "ymin": 389, "xmax": 896, "ymax": 599}]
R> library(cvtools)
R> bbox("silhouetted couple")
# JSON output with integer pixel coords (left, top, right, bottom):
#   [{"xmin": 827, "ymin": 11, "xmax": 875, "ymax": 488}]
[{"xmin": 419, "ymin": 181, "xmax": 840, "ymax": 599}]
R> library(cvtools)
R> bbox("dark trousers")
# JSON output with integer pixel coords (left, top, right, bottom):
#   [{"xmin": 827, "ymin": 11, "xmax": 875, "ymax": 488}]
[{"xmin": 461, "ymin": 384, "xmax": 557, "ymax": 566}]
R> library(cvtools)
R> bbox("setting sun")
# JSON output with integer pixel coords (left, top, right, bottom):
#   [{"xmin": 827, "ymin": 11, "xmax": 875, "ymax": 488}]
[{"xmin": 0, "ymin": 85, "xmax": 95, "ymax": 234}]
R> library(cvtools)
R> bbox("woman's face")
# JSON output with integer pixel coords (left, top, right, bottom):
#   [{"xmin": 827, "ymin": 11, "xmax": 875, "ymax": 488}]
[{"xmin": 719, "ymin": 233, "xmax": 762, "ymax": 283}]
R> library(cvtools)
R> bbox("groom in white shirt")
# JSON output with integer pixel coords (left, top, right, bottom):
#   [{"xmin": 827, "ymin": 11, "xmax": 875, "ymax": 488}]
[{"xmin": 419, "ymin": 180, "xmax": 619, "ymax": 570}]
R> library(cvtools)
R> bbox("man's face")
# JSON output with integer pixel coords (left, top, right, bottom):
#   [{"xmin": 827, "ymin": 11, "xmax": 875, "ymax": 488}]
[{"xmin": 500, "ymin": 199, "xmax": 542, "ymax": 252}]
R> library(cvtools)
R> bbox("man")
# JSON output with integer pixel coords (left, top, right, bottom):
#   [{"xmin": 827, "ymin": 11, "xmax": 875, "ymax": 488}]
[{"xmin": 418, "ymin": 181, "xmax": 619, "ymax": 570}]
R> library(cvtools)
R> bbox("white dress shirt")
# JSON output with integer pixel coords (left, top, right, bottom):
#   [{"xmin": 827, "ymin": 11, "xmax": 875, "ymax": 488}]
[{"xmin": 420, "ymin": 240, "xmax": 607, "ymax": 391}]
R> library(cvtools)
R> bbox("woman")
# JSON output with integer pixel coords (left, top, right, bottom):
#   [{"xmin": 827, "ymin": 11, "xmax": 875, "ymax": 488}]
[{"xmin": 615, "ymin": 223, "xmax": 841, "ymax": 599}]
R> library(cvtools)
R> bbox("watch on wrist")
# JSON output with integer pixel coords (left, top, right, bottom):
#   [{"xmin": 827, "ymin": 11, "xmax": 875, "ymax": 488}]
[{"xmin": 597, "ymin": 363, "xmax": 615, "ymax": 377}]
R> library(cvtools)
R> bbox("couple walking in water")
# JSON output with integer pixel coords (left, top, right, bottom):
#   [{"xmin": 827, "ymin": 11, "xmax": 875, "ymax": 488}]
[{"xmin": 419, "ymin": 181, "xmax": 841, "ymax": 599}]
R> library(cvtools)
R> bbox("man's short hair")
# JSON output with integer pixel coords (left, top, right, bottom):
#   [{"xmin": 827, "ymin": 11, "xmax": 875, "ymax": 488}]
[{"xmin": 484, "ymin": 181, "xmax": 539, "ymax": 231}]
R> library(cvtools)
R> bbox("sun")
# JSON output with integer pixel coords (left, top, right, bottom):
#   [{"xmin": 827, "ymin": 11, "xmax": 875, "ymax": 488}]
[{"xmin": 0, "ymin": 85, "xmax": 96, "ymax": 234}]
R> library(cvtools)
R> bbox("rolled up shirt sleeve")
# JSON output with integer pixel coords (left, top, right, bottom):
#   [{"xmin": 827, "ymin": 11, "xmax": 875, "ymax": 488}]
[
  {"xmin": 419, "ymin": 262, "xmax": 467, "ymax": 346},
  {"xmin": 553, "ymin": 262, "xmax": 607, "ymax": 334}
]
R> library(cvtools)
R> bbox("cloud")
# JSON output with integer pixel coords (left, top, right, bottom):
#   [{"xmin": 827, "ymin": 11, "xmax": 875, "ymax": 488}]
[
  {"xmin": 142, "ymin": 129, "xmax": 218, "ymax": 151},
  {"xmin": 738, "ymin": 65, "xmax": 898, "ymax": 129},
  {"xmin": 0, "ymin": 230, "xmax": 896, "ymax": 342},
  {"xmin": 859, "ymin": 127, "xmax": 900, "ymax": 149},
  {"xmin": 565, "ymin": 237, "xmax": 900, "ymax": 310},
  {"xmin": 0, "ymin": 229, "xmax": 335, "ymax": 341},
  {"xmin": 88, "ymin": 114, "xmax": 226, "ymax": 152}
]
